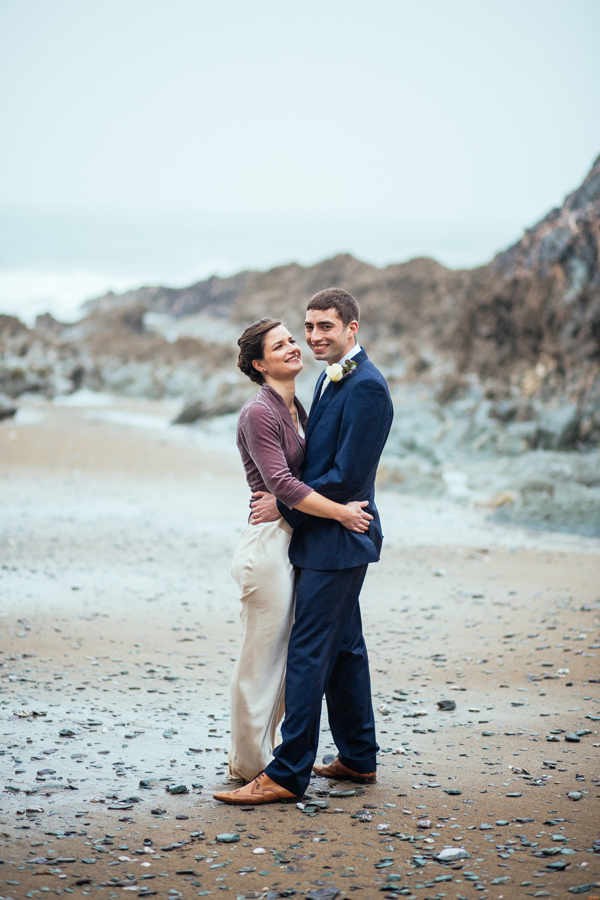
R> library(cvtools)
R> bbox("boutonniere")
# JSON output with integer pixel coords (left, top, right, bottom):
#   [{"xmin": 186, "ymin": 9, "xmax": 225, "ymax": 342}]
[{"xmin": 325, "ymin": 359, "xmax": 357, "ymax": 383}]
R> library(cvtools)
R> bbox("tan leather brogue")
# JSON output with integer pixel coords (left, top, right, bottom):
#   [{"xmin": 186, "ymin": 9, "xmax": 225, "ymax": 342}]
[
  {"xmin": 312, "ymin": 756, "xmax": 377, "ymax": 784},
  {"xmin": 213, "ymin": 771, "xmax": 299, "ymax": 805}
]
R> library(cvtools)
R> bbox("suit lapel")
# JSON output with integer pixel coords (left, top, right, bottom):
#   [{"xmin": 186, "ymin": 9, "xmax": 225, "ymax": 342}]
[
  {"xmin": 305, "ymin": 349, "xmax": 369, "ymax": 442},
  {"xmin": 308, "ymin": 371, "xmax": 327, "ymax": 419},
  {"xmin": 306, "ymin": 377, "xmax": 335, "ymax": 441}
]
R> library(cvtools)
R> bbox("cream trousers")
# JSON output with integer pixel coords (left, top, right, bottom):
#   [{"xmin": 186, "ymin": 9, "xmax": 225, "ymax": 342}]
[{"xmin": 228, "ymin": 516, "xmax": 295, "ymax": 782}]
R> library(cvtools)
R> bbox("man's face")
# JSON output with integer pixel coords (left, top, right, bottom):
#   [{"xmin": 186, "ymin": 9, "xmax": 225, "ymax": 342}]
[{"xmin": 304, "ymin": 308, "xmax": 358, "ymax": 364}]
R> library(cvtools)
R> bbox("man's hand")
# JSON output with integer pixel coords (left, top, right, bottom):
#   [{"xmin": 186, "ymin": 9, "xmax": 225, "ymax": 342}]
[{"xmin": 250, "ymin": 490, "xmax": 281, "ymax": 524}]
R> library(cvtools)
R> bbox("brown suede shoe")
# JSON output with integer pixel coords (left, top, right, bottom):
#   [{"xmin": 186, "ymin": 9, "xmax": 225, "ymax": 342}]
[
  {"xmin": 213, "ymin": 771, "xmax": 299, "ymax": 805},
  {"xmin": 312, "ymin": 756, "xmax": 377, "ymax": 784}
]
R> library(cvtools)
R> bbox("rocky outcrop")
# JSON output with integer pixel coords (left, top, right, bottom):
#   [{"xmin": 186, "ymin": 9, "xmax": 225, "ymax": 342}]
[
  {"xmin": 82, "ymin": 271, "xmax": 251, "ymax": 320},
  {"xmin": 0, "ymin": 392, "xmax": 17, "ymax": 420},
  {"xmin": 453, "ymin": 161, "xmax": 600, "ymax": 386},
  {"xmin": 2, "ymin": 157, "xmax": 599, "ymax": 441},
  {"xmin": 0, "ymin": 314, "xmax": 83, "ymax": 398}
]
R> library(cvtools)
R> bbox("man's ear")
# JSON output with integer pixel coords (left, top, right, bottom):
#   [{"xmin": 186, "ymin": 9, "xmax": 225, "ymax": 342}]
[{"xmin": 348, "ymin": 320, "xmax": 359, "ymax": 337}]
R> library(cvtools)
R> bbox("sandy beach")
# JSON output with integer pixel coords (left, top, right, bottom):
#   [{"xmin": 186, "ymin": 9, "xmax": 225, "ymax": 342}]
[{"xmin": 1, "ymin": 395, "xmax": 599, "ymax": 899}]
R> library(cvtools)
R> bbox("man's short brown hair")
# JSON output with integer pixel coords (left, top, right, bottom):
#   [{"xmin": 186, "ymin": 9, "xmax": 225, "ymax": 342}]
[{"xmin": 306, "ymin": 288, "xmax": 360, "ymax": 327}]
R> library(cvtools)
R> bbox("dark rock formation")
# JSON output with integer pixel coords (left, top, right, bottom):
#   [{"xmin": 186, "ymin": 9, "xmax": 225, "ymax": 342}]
[
  {"xmin": 0, "ymin": 392, "xmax": 17, "ymax": 420},
  {"xmin": 172, "ymin": 396, "xmax": 243, "ymax": 425},
  {"xmin": 451, "ymin": 155, "xmax": 600, "ymax": 388},
  {"xmin": 82, "ymin": 272, "xmax": 251, "ymax": 319}
]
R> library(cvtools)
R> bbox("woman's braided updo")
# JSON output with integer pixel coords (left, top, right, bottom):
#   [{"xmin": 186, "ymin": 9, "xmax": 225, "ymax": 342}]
[{"xmin": 237, "ymin": 318, "xmax": 282, "ymax": 385}]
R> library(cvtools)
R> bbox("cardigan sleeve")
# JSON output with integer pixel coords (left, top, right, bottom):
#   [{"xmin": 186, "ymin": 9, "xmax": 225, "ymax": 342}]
[{"xmin": 240, "ymin": 402, "xmax": 313, "ymax": 509}]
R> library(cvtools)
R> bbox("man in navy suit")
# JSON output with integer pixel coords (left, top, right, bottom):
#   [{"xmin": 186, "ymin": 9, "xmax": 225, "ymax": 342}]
[{"xmin": 214, "ymin": 288, "xmax": 393, "ymax": 804}]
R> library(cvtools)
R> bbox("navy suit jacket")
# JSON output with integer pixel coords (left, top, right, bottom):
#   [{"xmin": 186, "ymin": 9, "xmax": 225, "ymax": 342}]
[{"xmin": 278, "ymin": 348, "xmax": 393, "ymax": 570}]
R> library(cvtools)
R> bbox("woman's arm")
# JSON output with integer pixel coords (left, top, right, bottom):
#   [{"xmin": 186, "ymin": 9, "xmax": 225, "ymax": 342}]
[
  {"xmin": 294, "ymin": 491, "xmax": 372, "ymax": 533},
  {"xmin": 240, "ymin": 402, "xmax": 313, "ymax": 509},
  {"xmin": 250, "ymin": 489, "xmax": 372, "ymax": 533},
  {"xmin": 242, "ymin": 403, "xmax": 371, "ymax": 532}
]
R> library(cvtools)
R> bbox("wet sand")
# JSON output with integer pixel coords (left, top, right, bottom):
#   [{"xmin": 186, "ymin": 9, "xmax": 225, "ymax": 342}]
[{"xmin": 1, "ymin": 396, "xmax": 599, "ymax": 899}]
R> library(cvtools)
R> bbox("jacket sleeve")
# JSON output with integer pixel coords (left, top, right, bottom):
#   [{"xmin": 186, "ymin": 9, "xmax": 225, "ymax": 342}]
[
  {"xmin": 304, "ymin": 378, "xmax": 393, "ymax": 501},
  {"xmin": 241, "ymin": 403, "xmax": 312, "ymax": 509},
  {"xmin": 277, "ymin": 497, "xmax": 306, "ymax": 527}
]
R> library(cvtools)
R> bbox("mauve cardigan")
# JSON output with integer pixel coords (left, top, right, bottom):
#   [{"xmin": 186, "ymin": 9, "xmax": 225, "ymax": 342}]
[{"xmin": 236, "ymin": 384, "xmax": 312, "ymax": 511}]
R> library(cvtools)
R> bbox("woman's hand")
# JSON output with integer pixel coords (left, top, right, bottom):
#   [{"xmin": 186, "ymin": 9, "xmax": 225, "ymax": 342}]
[
  {"xmin": 250, "ymin": 491, "xmax": 281, "ymax": 525},
  {"xmin": 340, "ymin": 500, "xmax": 372, "ymax": 533}
]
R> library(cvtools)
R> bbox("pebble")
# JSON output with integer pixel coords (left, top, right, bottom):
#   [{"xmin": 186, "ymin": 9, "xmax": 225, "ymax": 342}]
[
  {"xmin": 437, "ymin": 700, "xmax": 456, "ymax": 711},
  {"xmin": 435, "ymin": 847, "xmax": 470, "ymax": 862},
  {"xmin": 305, "ymin": 888, "xmax": 340, "ymax": 900},
  {"xmin": 565, "ymin": 733, "xmax": 581, "ymax": 742},
  {"xmin": 216, "ymin": 833, "xmax": 240, "ymax": 843},
  {"xmin": 166, "ymin": 784, "xmax": 189, "ymax": 794},
  {"xmin": 567, "ymin": 791, "xmax": 583, "ymax": 801}
]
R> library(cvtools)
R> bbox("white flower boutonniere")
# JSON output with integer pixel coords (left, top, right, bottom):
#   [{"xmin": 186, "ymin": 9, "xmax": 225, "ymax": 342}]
[
  {"xmin": 325, "ymin": 363, "xmax": 344, "ymax": 382},
  {"xmin": 325, "ymin": 359, "xmax": 357, "ymax": 383}
]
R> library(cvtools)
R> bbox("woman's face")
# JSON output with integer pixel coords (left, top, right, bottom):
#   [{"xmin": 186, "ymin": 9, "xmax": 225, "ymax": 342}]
[{"xmin": 253, "ymin": 324, "xmax": 303, "ymax": 381}]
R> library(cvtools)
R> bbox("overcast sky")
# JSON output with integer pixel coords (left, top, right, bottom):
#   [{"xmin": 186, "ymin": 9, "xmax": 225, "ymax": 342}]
[
  {"xmin": 2, "ymin": 0, "xmax": 599, "ymax": 223},
  {"xmin": 1, "ymin": 0, "xmax": 599, "ymax": 326}
]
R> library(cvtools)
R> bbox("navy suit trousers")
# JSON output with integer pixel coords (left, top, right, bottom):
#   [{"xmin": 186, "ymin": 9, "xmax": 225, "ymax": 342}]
[{"xmin": 265, "ymin": 564, "xmax": 378, "ymax": 796}]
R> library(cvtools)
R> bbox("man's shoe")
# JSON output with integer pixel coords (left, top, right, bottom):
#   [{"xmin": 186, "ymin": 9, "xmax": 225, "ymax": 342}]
[
  {"xmin": 213, "ymin": 771, "xmax": 299, "ymax": 805},
  {"xmin": 312, "ymin": 756, "xmax": 376, "ymax": 784}
]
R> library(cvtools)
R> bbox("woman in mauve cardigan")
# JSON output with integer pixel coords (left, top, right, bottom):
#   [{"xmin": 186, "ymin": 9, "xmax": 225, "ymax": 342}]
[{"xmin": 228, "ymin": 318, "xmax": 371, "ymax": 781}]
